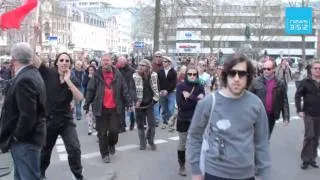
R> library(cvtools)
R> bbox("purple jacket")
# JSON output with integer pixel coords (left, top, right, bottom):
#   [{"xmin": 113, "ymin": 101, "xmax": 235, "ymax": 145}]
[{"xmin": 176, "ymin": 81, "xmax": 205, "ymax": 121}]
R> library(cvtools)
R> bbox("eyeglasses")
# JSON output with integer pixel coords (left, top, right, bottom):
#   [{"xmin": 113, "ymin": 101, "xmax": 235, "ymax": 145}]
[
  {"xmin": 162, "ymin": 61, "xmax": 170, "ymax": 63},
  {"xmin": 59, "ymin": 59, "xmax": 70, "ymax": 63},
  {"xmin": 187, "ymin": 73, "xmax": 198, "ymax": 77},
  {"xmin": 263, "ymin": 67, "xmax": 273, "ymax": 71},
  {"xmin": 227, "ymin": 70, "xmax": 248, "ymax": 78},
  {"xmin": 155, "ymin": 56, "xmax": 162, "ymax": 58}
]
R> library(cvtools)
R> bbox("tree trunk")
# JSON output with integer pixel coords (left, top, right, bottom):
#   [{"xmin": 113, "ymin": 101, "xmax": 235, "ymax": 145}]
[{"xmin": 153, "ymin": 0, "xmax": 161, "ymax": 53}]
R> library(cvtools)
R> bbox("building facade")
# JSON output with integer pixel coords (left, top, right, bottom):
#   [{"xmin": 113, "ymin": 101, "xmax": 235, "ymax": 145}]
[{"xmin": 162, "ymin": 0, "xmax": 318, "ymax": 59}]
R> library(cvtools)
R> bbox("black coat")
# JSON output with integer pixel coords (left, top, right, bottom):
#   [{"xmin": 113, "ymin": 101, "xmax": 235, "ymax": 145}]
[
  {"xmin": 0, "ymin": 65, "xmax": 46, "ymax": 152},
  {"xmin": 84, "ymin": 66, "xmax": 131, "ymax": 116},
  {"xmin": 119, "ymin": 65, "xmax": 136, "ymax": 102},
  {"xmin": 158, "ymin": 68, "xmax": 177, "ymax": 93},
  {"xmin": 250, "ymin": 76, "xmax": 290, "ymax": 121},
  {"xmin": 295, "ymin": 78, "xmax": 320, "ymax": 117}
]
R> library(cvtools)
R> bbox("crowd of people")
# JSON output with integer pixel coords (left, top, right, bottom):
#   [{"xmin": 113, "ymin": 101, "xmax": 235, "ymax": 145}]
[{"xmin": 0, "ymin": 42, "xmax": 319, "ymax": 180}]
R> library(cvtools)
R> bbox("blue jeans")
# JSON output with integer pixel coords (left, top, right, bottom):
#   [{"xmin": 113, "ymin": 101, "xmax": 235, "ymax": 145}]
[
  {"xmin": 153, "ymin": 102, "xmax": 161, "ymax": 124},
  {"xmin": 75, "ymin": 100, "xmax": 82, "ymax": 120},
  {"xmin": 159, "ymin": 92, "xmax": 176, "ymax": 124},
  {"xmin": 11, "ymin": 142, "xmax": 42, "ymax": 180}
]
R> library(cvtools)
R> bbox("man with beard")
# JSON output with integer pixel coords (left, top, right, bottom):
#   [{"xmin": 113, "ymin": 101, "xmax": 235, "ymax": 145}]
[
  {"xmin": 84, "ymin": 55, "xmax": 131, "ymax": 163},
  {"xmin": 116, "ymin": 56, "xmax": 136, "ymax": 131},
  {"xmin": 187, "ymin": 54, "xmax": 270, "ymax": 180},
  {"xmin": 133, "ymin": 59, "xmax": 159, "ymax": 150}
]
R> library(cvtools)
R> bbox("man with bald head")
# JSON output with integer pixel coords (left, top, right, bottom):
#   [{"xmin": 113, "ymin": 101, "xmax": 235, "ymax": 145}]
[
  {"xmin": 117, "ymin": 56, "xmax": 136, "ymax": 131},
  {"xmin": 250, "ymin": 60, "xmax": 290, "ymax": 138},
  {"xmin": 84, "ymin": 54, "xmax": 131, "ymax": 163}
]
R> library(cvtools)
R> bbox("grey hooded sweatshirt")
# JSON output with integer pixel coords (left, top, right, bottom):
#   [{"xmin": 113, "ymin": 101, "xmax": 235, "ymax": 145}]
[{"xmin": 187, "ymin": 90, "xmax": 270, "ymax": 180}]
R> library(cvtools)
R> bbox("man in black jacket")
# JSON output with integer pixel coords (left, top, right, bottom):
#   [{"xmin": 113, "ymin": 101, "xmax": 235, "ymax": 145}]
[
  {"xmin": 295, "ymin": 60, "xmax": 320, "ymax": 170},
  {"xmin": 250, "ymin": 60, "xmax": 290, "ymax": 138},
  {"xmin": 0, "ymin": 42, "xmax": 46, "ymax": 179},
  {"xmin": 117, "ymin": 56, "xmax": 136, "ymax": 131},
  {"xmin": 84, "ymin": 54, "xmax": 131, "ymax": 163},
  {"xmin": 158, "ymin": 56, "xmax": 177, "ymax": 129}
]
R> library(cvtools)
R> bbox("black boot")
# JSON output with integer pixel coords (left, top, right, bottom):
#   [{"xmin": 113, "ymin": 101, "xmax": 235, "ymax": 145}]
[{"xmin": 178, "ymin": 150, "xmax": 187, "ymax": 176}]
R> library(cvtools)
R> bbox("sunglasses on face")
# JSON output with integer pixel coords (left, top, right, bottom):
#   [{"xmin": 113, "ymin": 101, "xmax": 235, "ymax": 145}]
[
  {"xmin": 59, "ymin": 59, "xmax": 70, "ymax": 63},
  {"xmin": 227, "ymin": 70, "xmax": 248, "ymax": 78},
  {"xmin": 263, "ymin": 67, "xmax": 273, "ymax": 71},
  {"xmin": 187, "ymin": 73, "xmax": 198, "ymax": 77},
  {"xmin": 156, "ymin": 56, "xmax": 162, "ymax": 58}
]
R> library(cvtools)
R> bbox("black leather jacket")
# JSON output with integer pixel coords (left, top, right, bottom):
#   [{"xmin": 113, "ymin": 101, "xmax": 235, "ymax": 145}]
[{"xmin": 250, "ymin": 76, "xmax": 290, "ymax": 121}]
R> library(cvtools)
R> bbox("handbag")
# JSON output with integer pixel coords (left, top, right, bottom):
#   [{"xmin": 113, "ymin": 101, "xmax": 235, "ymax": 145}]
[{"xmin": 200, "ymin": 92, "xmax": 216, "ymax": 175}]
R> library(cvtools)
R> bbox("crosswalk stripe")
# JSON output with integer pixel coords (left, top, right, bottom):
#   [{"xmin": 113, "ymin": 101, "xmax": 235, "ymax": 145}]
[
  {"xmin": 56, "ymin": 145, "xmax": 66, "ymax": 153},
  {"xmin": 116, "ymin": 144, "xmax": 139, "ymax": 151},
  {"xmin": 56, "ymin": 138, "xmax": 63, "ymax": 145},
  {"xmin": 82, "ymin": 152, "xmax": 100, "ymax": 159},
  {"xmin": 168, "ymin": 136, "xmax": 179, "ymax": 141},
  {"xmin": 59, "ymin": 154, "xmax": 68, "ymax": 161},
  {"xmin": 154, "ymin": 139, "xmax": 168, "ymax": 144}
]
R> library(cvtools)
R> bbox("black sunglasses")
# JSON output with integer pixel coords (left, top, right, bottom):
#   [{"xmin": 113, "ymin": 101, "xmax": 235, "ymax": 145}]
[
  {"xmin": 187, "ymin": 73, "xmax": 197, "ymax": 77},
  {"xmin": 263, "ymin": 67, "xmax": 273, "ymax": 71},
  {"xmin": 155, "ymin": 56, "xmax": 162, "ymax": 58},
  {"xmin": 59, "ymin": 59, "xmax": 70, "ymax": 63},
  {"xmin": 227, "ymin": 70, "xmax": 248, "ymax": 78}
]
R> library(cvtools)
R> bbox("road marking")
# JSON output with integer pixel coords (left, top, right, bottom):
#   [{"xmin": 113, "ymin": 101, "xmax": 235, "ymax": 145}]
[
  {"xmin": 290, "ymin": 102, "xmax": 295, "ymax": 105},
  {"xmin": 116, "ymin": 144, "xmax": 139, "ymax": 151},
  {"xmin": 56, "ymin": 137, "xmax": 63, "ymax": 145},
  {"xmin": 168, "ymin": 136, "xmax": 179, "ymax": 141},
  {"xmin": 154, "ymin": 139, "xmax": 168, "ymax": 144},
  {"xmin": 318, "ymin": 148, "xmax": 320, "ymax": 157},
  {"xmin": 59, "ymin": 154, "xmax": 68, "ymax": 161},
  {"xmin": 82, "ymin": 152, "xmax": 100, "ymax": 159},
  {"xmin": 56, "ymin": 145, "xmax": 66, "ymax": 153}
]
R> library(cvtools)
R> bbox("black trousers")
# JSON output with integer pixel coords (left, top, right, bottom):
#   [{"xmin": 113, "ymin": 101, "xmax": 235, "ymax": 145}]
[
  {"xmin": 205, "ymin": 173, "xmax": 254, "ymax": 180},
  {"xmin": 301, "ymin": 115, "xmax": 320, "ymax": 163},
  {"xmin": 135, "ymin": 106, "xmax": 156, "ymax": 146},
  {"xmin": 40, "ymin": 117, "xmax": 83, "ymax": 179},
  {"xmin": 95, "ymin": 108, "xmax": 120, "ymax": 157},
  {"xmin": 120, "ymin": 106, "xmax": 127, "ymax": 129},
  {"xmin": 267, "ymin": 113, "xmax": 276, "ymax": 138}
]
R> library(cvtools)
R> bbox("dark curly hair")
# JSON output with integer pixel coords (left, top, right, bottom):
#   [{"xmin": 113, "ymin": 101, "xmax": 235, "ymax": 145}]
[
  {"xmin": 54, "ymin": 52, "xmax": 73, "ymax": 68},
  {"xmin": 221, "ymin": 53, "xmax": 255, "ymax": 89}
]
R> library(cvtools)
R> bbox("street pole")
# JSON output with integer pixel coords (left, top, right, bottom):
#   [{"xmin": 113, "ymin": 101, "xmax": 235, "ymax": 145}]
[{"xmin": 153, "ymin": 0, "xmax": 160, "ymax": 53}]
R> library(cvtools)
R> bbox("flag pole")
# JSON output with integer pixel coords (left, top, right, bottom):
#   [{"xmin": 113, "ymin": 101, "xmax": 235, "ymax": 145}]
[{"xmin": 32, "ymin": 0, "xmax": 40, "ymax": 55}]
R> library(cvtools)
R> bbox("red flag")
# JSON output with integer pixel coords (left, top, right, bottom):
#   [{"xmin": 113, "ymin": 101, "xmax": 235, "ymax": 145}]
[{"xmin": 0, "ymin": 0, "xmax": 38, "ymax": 30}]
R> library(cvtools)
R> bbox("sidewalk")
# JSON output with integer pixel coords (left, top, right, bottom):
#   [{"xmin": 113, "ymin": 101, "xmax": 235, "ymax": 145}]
[{"xmin": 0, "ymin": 152, "xmax": 12, "ymax": 178}]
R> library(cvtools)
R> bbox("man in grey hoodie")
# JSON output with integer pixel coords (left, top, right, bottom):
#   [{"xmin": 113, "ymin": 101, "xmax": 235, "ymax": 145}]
[{"xmin": 187, "ymin": 54, "xmax": 270, "ymax": 180}]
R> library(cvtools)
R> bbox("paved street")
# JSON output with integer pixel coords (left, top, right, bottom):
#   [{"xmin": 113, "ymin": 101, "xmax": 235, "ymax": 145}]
[{"xmin": 1, "ymin": 82, "xmax": 320, "ymax": 180}]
